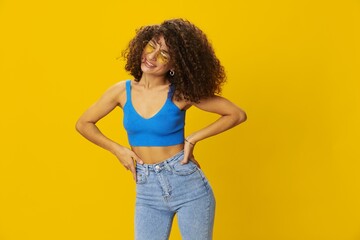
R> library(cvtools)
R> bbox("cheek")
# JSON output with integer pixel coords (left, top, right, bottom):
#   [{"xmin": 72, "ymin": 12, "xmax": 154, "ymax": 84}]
[
  {"xmin": 160, "ymin": 65, "xmax": 172, "ymax": 73},
  {"xmin": 141, "ymin": 51, "xmax": 146, "ymax": 59}
]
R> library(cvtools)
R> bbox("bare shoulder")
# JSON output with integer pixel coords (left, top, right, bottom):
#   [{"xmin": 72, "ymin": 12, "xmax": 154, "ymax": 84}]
[
  {"xmin": 102, "ymin": 80, "xmax": 129, "ymax": 108},
  {"xmin": 106, "ymin": 80, "xmax": 127, "ymax": 93}
]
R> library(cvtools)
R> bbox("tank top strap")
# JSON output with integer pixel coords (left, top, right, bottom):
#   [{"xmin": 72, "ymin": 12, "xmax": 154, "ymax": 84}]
[
  {"xmin": 168, "ymin": 83, "xmax": 175, "ymax": 99},
  {"xmin": 126, "ymin": 80, "xmax": 131, "ymax": 103}
]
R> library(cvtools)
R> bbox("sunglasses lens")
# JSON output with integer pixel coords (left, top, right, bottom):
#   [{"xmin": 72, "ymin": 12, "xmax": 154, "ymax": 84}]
[{"xmin": 144, "ymin": 42, "xmax": 170, "ymax": 64}]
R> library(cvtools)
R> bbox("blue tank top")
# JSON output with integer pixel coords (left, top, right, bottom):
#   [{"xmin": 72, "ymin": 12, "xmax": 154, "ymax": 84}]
[{"xmin": 123, "ymin": 80, "xmax": 186, "ymax": 146}]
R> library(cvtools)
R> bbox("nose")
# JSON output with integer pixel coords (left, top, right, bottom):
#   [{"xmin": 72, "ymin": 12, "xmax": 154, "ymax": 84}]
[
  {"xmin": 148, "ymin": 51, "xmax": 157, "ymax": 61},
  {"xmin": 147, "ymin": 47, "xmax": 160, "ymax": 61}
]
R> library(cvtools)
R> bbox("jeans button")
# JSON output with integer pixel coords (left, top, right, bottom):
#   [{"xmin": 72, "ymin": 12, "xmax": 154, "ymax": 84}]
[{"xmin": 155, "ymin": 165, "xmax": 160, "ymax": 171}]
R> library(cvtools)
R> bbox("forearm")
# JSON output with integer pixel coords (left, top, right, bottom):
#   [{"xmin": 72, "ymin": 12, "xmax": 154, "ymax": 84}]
[
  {"xmin": 75, "ymin": 121, "xmax": 122, "ymax": 154},
  {"xmin": 187, "ymin": 113, "xmax": 246, "ymax": 144}
]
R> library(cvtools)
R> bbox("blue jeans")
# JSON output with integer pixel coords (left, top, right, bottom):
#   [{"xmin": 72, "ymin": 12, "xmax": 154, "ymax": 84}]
[{"xmin": 135, "ymin": 150, "xmax": 216, "ymax": 240}]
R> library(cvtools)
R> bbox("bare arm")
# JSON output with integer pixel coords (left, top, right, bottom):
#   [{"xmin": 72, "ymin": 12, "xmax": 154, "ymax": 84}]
[
  {"xmin": 188, "ymin": 96, "xmax": 247, "ymax": 142},
  {"xmin": 75, "ymin": 81, "xmax": 142, "ymax": 180},
  {"xmin": 181, "ymin": 95, "xmax": 247, "ymax": 164}
]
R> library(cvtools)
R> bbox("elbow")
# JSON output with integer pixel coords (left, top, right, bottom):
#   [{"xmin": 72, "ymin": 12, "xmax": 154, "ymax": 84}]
[
  {"xmin": 75, "ymin": 119, "xmax": 82, "ymax": 133},
  {"xmin": 76, "ymin": 118, "xmax": 96, "ymax": 134},
  {"xmin": 235, "ymin": 109, "xmax": 247, "ymax": 125},
  {"xmin": 75, "ymin": 119, "xmax": 86, "ymax": 134}
]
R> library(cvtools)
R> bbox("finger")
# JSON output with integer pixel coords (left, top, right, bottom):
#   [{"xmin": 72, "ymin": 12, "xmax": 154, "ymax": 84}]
[
  {"xmin": 131, "ymin": 156, "xmax": 144, "ymax": 165},
  {"xmin": 129, "ymin": 165, "xmax": 136, "ymax": 181},
  {"xmin": 180, "ymin": 156, "xmax": 189, "ymax": 165},
  {"xmin": 136, "ymin": 158, "xmax": 144, "ymax": 165}
]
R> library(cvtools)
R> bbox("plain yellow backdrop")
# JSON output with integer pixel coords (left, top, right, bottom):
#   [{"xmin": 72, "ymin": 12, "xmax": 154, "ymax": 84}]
[{"xmin": 1, "ymin": 0, "xmax": 359, "ymax": 239}]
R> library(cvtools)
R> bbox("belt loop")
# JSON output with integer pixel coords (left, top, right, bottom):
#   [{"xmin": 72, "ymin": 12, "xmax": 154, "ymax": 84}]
[
  {"xmin": 145, "ymin": 165, "xmax": 149, "ymax": 176},
  {"xmin": 164, "ymin": 161, "xmax": 172, "ymax": 173}
]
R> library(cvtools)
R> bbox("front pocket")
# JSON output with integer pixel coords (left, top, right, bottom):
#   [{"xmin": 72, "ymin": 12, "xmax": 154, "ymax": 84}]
[
  {"xmin": 172, "ymin": 160, "xmax": 198, "ymax": 176},
  {"xmin": 136, "ymin": 172, "xmax": 147, "ymax": 184}
]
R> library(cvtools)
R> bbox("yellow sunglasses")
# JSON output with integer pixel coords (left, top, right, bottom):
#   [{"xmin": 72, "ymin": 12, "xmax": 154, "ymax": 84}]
[{"xmin": 144, "ymin": 41, "xmax": 171, "ymax": 64}]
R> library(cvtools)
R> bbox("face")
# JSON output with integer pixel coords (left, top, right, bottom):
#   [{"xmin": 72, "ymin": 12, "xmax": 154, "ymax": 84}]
[{"xmin": 140, "ymin": 35, "xmax": 173, "ymax": 76}]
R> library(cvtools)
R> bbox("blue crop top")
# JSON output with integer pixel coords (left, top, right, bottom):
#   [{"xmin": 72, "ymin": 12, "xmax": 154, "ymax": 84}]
[{"xmin": 123, "ymin": 80, "xmax": 186, "ymax": 146}]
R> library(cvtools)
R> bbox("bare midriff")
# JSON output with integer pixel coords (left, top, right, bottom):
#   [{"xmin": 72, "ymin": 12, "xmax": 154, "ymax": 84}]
[{"xmin": 132, "ymin": 144, "xmax": 184, "ymax": 164}]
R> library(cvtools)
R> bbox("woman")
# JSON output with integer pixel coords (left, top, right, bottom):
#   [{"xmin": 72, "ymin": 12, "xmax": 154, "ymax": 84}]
[{"xmin": 76, "ymin": 18, "xmax": 247, "ymax": 240}]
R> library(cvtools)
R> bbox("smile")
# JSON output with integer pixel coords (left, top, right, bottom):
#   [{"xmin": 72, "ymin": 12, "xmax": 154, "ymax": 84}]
[{"xmin": 144, "ymin": 59, "xmax": 156, "ymax": 68}]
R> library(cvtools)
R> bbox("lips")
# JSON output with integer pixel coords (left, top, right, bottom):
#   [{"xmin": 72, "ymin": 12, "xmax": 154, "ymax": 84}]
[{"xmin": 143, "ymin": 59, "xmax": 156, "ymax": 68}]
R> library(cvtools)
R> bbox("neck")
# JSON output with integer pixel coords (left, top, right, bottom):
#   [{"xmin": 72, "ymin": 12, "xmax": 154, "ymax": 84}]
[{"xmin": 139, "ymin": 74, "xmax": 169, "ymax": 89}]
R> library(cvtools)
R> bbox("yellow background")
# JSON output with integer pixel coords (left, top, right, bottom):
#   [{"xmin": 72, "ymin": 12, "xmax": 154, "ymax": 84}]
[{"xmin": 1, "ymin": 0, "xmax": 359, "ymax": 239}]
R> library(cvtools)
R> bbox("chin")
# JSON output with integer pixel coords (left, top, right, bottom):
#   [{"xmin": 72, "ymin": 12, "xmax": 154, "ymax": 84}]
[{"xmin": 141, "ymin": 65, "xmax": 166, "ymax": 76}]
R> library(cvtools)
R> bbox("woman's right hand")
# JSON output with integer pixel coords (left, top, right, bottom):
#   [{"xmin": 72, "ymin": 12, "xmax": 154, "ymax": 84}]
[{"xmin": 113, "ymin": 145, "xmax": 143, "ymax": 181}]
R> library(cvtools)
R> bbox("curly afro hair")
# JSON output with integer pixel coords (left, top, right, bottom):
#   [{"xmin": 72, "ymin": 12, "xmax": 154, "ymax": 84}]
[{"xmin": 122, "ymin": 18, "xmax": 226, "ymax": 103}]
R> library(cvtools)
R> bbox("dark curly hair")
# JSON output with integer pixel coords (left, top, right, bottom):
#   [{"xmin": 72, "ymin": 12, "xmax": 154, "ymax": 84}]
[{"xmin": 122, "ymin": 18, "xmax": 226, "ymax": 103}]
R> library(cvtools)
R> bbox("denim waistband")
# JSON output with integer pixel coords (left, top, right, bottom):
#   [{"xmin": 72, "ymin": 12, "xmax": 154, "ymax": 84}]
[{"xmin": 136, "ymin": 150, "xmax": 184, "ymax": 173}]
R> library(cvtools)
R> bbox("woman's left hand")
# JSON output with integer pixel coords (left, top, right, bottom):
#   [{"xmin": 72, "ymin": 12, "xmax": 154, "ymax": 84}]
[{"xmin": 181, "ymin": 138, "xmax": 201, "ymax": 168}]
